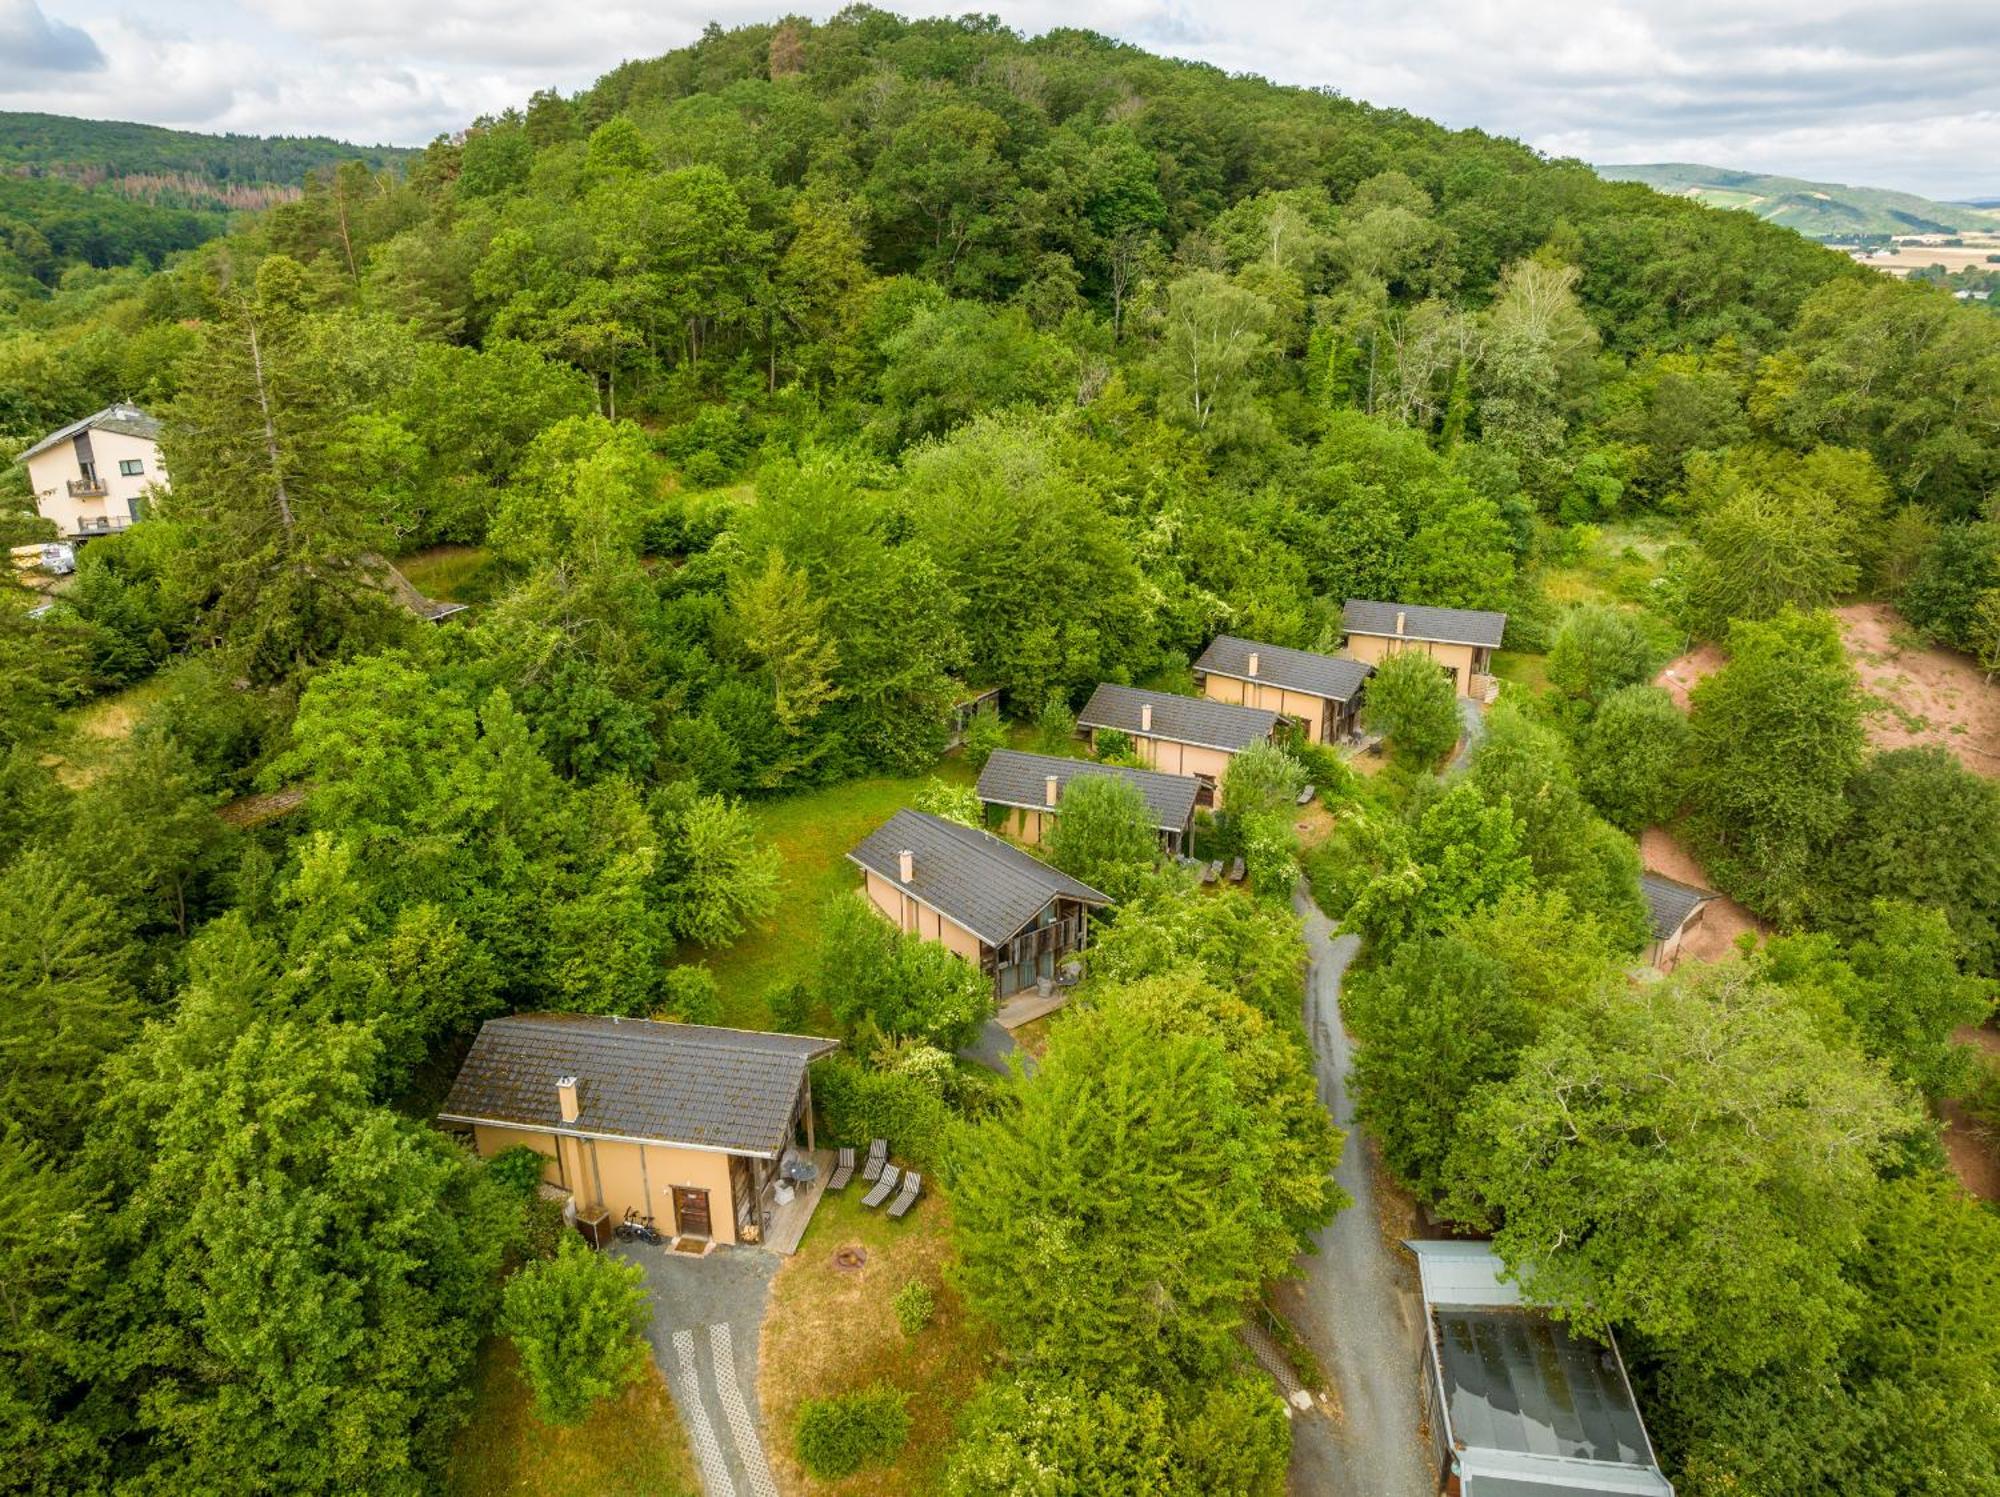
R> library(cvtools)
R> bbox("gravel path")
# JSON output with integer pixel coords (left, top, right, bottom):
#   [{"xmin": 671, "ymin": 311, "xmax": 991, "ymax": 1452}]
[
  {"xmin": 959, "ymin": 1016, "xmax": 1037, "ymax": 1077},
  {"xmin": 1281, "ymin": 887, "xmax": 1434, "ymax": 1497},
  {"xmin": 1444, "ymin": 695, "xmax": 1487, "ymax": 775},
  {"xmin": 618, "ymin": 1244, "xmax": 781, "ymax": 1497}
]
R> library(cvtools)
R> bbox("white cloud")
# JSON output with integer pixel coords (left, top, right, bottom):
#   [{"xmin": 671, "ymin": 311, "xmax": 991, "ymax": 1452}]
[
  {"xmin": 0, "ymin": 0, "xmax": 105, "ymax": 85},
  {"xmin": 2, "ymin": 0, "xmax": 1994, "ymax": 199}
]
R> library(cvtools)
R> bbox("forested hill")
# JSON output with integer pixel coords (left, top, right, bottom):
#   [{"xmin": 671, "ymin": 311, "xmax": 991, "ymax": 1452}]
[
  {"xmin": 4, "ymin": 12, "xmax": 2000, "ymax": 1497},
  {"xmin": 0, "ymin": 110, "xmax": 415, "ymax": 187},
  {"xmin": 0, "ymin": 111, "xmax": 417, "ymax": 291}
]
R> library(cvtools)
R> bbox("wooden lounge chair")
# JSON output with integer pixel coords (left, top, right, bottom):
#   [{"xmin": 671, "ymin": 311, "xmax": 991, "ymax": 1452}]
[
  {"xmin": 860, "ymin": 1138, "xmax": 888, "ymax": 1183},
  {"xmin": 1202, "ymin": 860, "xmax": 1221, "ymax": 884},
  {"xmin": 861, "ymin": 1165, "xmax": 901, "ymax": 1209},
  {"xmin": 827, "ymin": 1147, "xmax": 856, "ymax": 1191},
  {"xmin": 1229, "ymin": 857, "xmax": 1247, "ymax": 882},
  {"xmin": 887, "ymin": 1172, "xmax": 923, "ymax": 1220},
  {"xmin": 1296, "ymin": 783, "xmax": 1316, "ymax": 806}
]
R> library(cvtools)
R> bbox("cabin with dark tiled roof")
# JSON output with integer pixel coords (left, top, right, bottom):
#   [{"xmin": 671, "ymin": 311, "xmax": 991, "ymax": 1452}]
[
  {"xmin": 1194, "ymin": 634, "xmax": 1374, "ymax": 743},
  {"xmin": 438, "ymin": 1014, "xmax": 837, "ymax": 1249},
  {"xmin": 975, "ymin": 748, "xmax": 1201, "ymax": 853},
  {"xmin": 1639, "ymin": 871, "xmax": 1717, "ymax": 972},
  {"xmin": 1075, "ymin": 683, "xmax": 1280, "ymax": 808},
  {"xmin": 848, "ymin": 808, "xmax": 1111, "ymax": 998},
  {"xmin": 1342, "ymin": 599, "xmax": 1508, "ymax": 699}
]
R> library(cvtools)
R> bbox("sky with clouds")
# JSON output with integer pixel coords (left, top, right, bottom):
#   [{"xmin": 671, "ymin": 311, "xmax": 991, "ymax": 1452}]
[{"xmin": 2, "ymin": 0, "xmax": 1995, "ymax": 200}]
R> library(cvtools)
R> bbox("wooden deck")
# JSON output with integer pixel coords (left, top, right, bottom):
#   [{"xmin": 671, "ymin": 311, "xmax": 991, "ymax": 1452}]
[{"xmin": 761, "ymin": 1147, "xmax": 834, "ymax": 1256}]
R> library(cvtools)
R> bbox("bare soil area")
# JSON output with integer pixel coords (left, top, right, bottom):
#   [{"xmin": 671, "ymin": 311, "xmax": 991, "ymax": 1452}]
[
  {"xmin": 1639, "ymin": 827, "xmax": 1768, "ymax": 966},
  {"xmin": 1653, "ymin": 603, "xmax": 1999, "ymax": 778}
]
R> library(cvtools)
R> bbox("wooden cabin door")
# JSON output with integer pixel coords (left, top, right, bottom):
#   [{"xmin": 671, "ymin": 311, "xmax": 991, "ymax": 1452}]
[{"xmin": 673, "ymin": 1186, "xmax": 711, "ymax": 1238}]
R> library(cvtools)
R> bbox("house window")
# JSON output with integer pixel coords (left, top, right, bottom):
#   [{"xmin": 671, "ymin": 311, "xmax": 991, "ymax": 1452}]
[{"xmin": 119, "ymin": 459, "xmax": 145, "ymax": 477}]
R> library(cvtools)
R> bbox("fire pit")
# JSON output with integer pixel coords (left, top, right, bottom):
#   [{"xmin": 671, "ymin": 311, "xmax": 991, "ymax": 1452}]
[{"xmin": 832, "ymin": 1245, "xmax": 868, "ymax": 1273}]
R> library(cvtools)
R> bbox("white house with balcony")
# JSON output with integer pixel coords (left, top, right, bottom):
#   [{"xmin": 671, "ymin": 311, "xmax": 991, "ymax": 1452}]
[{"xmin": 18, "ymin": 405, "xmax": 167, "ymax": 540}]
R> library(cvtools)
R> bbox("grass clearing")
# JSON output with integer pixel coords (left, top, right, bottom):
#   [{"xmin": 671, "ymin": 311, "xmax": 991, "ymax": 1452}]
[
  {"xmin": 759, "ymin": 1185, "xmax": 992, "ymax": 1496},
  {"xmin": 448, "ymin": 1338, "xmax": 699, "ymax": 1497},
  {"xmin": 1491, "ymin": 649, "xmax": 1550, "ymax": 696},
  {"xmin": 45, "ymin": 675, "xmax": 174, "ymax": 788},
  {"xmin": 397, "ymin": 544, "xmax": 497, "ymax": 603},
  {"xmin": 680, "ymin": 756, "xmax": 980, "ymax": 1030}
]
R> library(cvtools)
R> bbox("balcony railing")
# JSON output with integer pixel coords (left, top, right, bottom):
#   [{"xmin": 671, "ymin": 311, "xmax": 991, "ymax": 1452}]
[
  {"xmin": 70, "ymin": 515, "xmax": 132, "ymax": 536},
  {"xmin": 67, "ymin": 477, "xmax": 107, "ymax": 498}
]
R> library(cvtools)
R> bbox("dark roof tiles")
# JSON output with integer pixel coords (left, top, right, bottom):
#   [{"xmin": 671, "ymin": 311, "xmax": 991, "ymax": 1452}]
[
  {"xmin": 848, "ymin": 808, "xmax": 1110, "ymax": 945},
  {"xmin": 1343, "ymin": 599, "xmax": 1508, "ymax": 649},
  {"xmin": 20, "ymin": 404, "xmax": 163, "ymax": 463},
  {"xmin": 1639, "ymin": 872, "xmax": 1716, "ymax": 942},
  {"xmin": 438, "ymin": 1014, "xmax": 836, "ymax": 1157},
  {"xmin": 1194, "ymin": 635, "xmax": 1373, "ymax": 702},
  {"xmin": 1076, "ymin": 683, "xmax": 1278, "ymax": 752},
  {"xmin": 975, "ymin": 749, "xmax": 1199, "ymax": 833}
]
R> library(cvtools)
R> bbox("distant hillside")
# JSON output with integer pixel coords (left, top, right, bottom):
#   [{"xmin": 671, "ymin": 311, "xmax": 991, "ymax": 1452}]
[
  {"xmin": 1596, "ymin": 162, "xmax": 2000, "ymax": 240},
  {"xmin": 0, "ymin": 111, "xmax": 417, "ymax": 195},
  {"xmin": 0, "ymin": 112, "xmax": 419, "ymax": 293}
]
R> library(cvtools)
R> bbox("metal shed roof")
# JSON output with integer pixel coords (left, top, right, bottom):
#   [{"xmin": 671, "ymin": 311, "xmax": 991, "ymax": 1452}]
[
  {"xmin": 1639, "ymin": 873, "xmax": 1716, "ymax": 943},
  {"xmin": 1076, "ymin": 683, "xmax": 1279, "ymax": 752},
  {"xmin": 1193, "ymin": 635, "xmax": 1374, "ymax": 702},
  {"xmin": 848, "ymin": 807, "xmax": 1111, "ymax": 947},
  {"xmin": 975, "ymin": 749, "xmax": 1200, "ymax": 834},
  {"xmin": 19, "ymin": 404, "xmax": 162, "ymax": 463},
  {"xmin": 1407, "ymin": 1242, "xmax": 1675, "ymax": 1497},
  {"xmin": 1344, "ymin": 599, "xmax": 1508, "ymax": 649},
  {"xmin": 438, "ymin": 1014, "xmax": 836, "ymax": 1158}
]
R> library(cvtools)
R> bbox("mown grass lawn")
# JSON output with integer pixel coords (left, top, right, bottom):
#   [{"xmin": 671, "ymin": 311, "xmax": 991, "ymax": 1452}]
[
  {"xmin": 681, "ymin": 755, "xmax": 980, "ymax": 1031},
  {"xmin": 759, "ymin": 1184, "xmax": 992, "ymax": 1496},
  {"xmin": 448, "ymin": 1339, "xmax": 700, "ymax": 1497}
]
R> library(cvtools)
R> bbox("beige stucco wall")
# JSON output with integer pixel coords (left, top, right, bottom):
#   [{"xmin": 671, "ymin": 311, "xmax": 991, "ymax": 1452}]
[
  {"xmin": 26, "ymin": 429, "xmax": 166, "ymax": 539},
  {"xmin": 1345, "ymin": 634, "xmax": 1482, "ymax": 697},
  {"xmin": 1201, "ymin": 675, "xmax": 1335, "ymax": 741},
  {"xmin": 862, "ymin": 868, "xmax": 987, "ymax": 961},
  {"xmin": 1007, "ymin": 806, "xmax": 1055, "ymax": 844},
  {"xmin": 471, "ymin": 1123, "xmax": 744, "ymax": 1244},
  {"xmin": 1103, "ymin": 733, "xmax": 1237, "ymax": 803}
]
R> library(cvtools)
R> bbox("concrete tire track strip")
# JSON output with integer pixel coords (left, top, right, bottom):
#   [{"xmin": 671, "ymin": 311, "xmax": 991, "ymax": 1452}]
[{"xmin": 666, "ymin": 1321, "xmax": 779, "ymax": 1497}]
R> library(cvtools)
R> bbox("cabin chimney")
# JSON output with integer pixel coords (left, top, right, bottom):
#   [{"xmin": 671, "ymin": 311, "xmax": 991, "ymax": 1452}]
[
  {"xmin": 1045, "ymin": 774, "xmax": 1060, "ymax": 807},
  {"xmin": 1140, "ymin": 702, "xmax": 1153, "ymax": 733},
  {"xmin": 1247, "ymin": 651, "xmax": 1260, "ymax": 678},
  {"xmin": 1395, "ymin": 610, "xmax": 1407, "ymax": 636},
  {"xmin": 557, "ymin": 1075, "xmax": 580, "ymax": 1123},
  {"xmin": 898, "ymin": 848, "xmax": 915, "ymax": 883}
]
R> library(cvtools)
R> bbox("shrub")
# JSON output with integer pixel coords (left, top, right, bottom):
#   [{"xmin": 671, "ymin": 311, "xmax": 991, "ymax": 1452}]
[
  {"xmin": 913, "ymin": 776, "xmax": 982, "ymax": 826},
  {"xmin": 1048, "ymin": 774, "xmax": 1157, "ymax": 900},
  {"xmin": 794, "ymin": 1385, "xmax": 910, "ymax": 1479},
  {"xmin": 892, "ymin": 1278, "xmax": 935, "ymax": 1336},
  {"xmin": 1035, "ymin": 692, "xmax": 1076, "ymax": 753},
  {"xmin": 767, "ymin": 979, "xmax": 813, "ymax": 1032},
  {"xmin": 962, "ymin": 705, "xmax": 1006, "ymax": 769},
  {"xmin": 1093, "ymin": 726, "xmax": 1138, "ymax": 764},
  {"xmin": 499, "ymin": 1235, "xmax": 650, "ymax": 1426},
  {"xmin": 661, "ymin": 964, "xmax": 721, "ymax": 1025},
  {"xmin": 1359, "ymin": 652, "xmax": 1461, "ymax": 769},
  {"xmin": 486, "ymin": 1145, "xmax": 551, "ymax": 1197},
  {"xmin": 811, "ymin": 1054, "xmax": 957, "ymax": 1169},
  {"xmin": 816, "ymin": 892, "xmax": 992, "ymax": 1051}
]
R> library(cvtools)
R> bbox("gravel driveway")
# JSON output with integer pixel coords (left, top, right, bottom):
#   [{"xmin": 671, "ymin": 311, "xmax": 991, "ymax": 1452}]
[
  {"xmin": 616, "ymin": 1243, "xmax": 781, "ymax": 1497},
  {"xmin": 1279, "ymin": 886, "xmax": 1434, "ymax": 1497}
]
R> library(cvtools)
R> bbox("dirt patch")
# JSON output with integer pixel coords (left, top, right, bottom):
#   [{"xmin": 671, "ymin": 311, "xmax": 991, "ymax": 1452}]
[
  {"xmin": 1834, "ymin": 602, "xmax": 2000, "ymax": 777},
  {"xmin": 1654, "ymin": 604, "xmax": 1999, "ymax": 778},
  {"xmin": 1653, "ymin": 641, "xmax": 1727, "ymax": 712},
  {"xmin": 1939, "ymin": 1097, "xmax": 2000, "ymax": 1203},
  {"xmin": 1638, "ymin": 827, "xmax": 1769, "ymax": 966}
]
